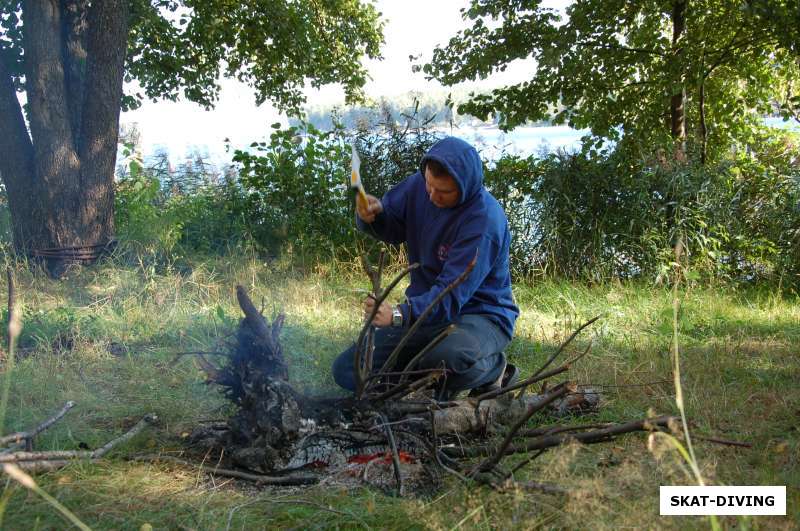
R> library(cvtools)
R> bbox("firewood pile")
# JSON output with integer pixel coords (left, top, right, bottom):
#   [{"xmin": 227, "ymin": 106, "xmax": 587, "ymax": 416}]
[{"xmin": 184, "ymin": 253, "xmax": 678, "ymax": 495}]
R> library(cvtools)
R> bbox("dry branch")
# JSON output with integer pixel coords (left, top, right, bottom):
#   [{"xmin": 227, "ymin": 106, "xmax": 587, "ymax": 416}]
[
  {"xmin": 378, "ymin": 413, "xmax": 404, "ymax": 496},
  {"xmin": 693, "ymin": 435, "xmax": 752, "ymax": 448},
  {"xmin": 353, "ymin": 263, "xmax": 419, "ymax": 396},
  {"xmin": 529, "ymin": 315, "xmax": 601, "ymax": 380},
  {"xmin": 446, "ymin": 416, "xmax": 677, "ymax": 459},
  {"xmin": 0, "ymin": 414, "xmax": 156, "ymax": 469},
  {"xmin": 6, "ymin": 459, "xmax": 73, "ymax": 473},
  {"xmin": 364, "ymin": 368, "xmax": 444, "ymax": 382},
  {"xmin": 371, "ymin": 254, "xmax": 477, "ymax": 387},
  {"xmin": 472, "ymin": 384, "xmax": 573, "ymax": 475},
  {"xmin": 518, "ymin": 422, "xmax": 613, "ymax": 439},
  {"xmin": 399, "ymin": 325, "xmax": 456, "ymax": 382},
  {"xmin": 134, "ymin": 455, "xmax": 319, "ymax": 485},
  {"xmin": 518, "ymin": 481, "xmax": 568, "ymax": 494},
  {"xmin": 356, "ymin": 250, "xmax": 386, "ymax": 397},
  {"xmin": 505, "ymin": 450, "xmax": 547, "ymax": 479},
  {"xmin": 470, "ymin": 364, "xmax": 570, "ymax": 402},
  {"xmin": 371, "ymin": 371, "xmax": 443, "ymax": 402},
  {"xmin": 0, "ymin": 401, "xmax": 76, "ymax": 447}
]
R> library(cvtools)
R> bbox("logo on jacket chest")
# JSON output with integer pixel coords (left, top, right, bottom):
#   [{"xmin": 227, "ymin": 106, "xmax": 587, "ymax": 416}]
[{"xmin": 437, "ymin": 243, "xmax": 451, "ymax": 261}]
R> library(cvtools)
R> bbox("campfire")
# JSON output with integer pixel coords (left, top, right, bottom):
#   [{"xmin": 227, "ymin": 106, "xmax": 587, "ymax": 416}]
[{"xmin": 185, "ymin": 253, "xmax": 677, "ymax": 495}]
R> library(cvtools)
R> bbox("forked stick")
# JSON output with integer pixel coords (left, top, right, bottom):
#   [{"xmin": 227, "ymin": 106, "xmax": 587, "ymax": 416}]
[
  {"xmin": 0, "ymin": 414, "xmax": 157, "ymax": 468},
  {"xmin": 0, "ymin": 401, "xmax": 77, "ymax": 448},
  {"xmin": 370, "ymin": 255, "xmax": 477, "ymax": 387},
  {"xmin": 353, "ymin": 263, "xmax": 420, "ymax": 396}
]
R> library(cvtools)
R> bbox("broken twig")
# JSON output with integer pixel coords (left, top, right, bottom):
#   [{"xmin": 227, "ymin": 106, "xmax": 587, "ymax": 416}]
[
  {"xmin": 134, "ymin": 455, "xmax": 319, "ymax": 485},
  {"xmin": 0, "ymin": 414, "xmax": 156, "ymax": 466},
  {"xmin": 378, "ymin": 413, "xmax": 404, "ymax": 496},
  {"xmin": 0, "ymin": 401, "xmax": 77, "ymax": 447}
]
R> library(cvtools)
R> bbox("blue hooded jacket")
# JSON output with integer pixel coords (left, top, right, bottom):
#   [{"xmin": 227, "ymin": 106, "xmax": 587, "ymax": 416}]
[{"xmin": 357, "ymin": 136, "xmax": 519, "ymax": 339}]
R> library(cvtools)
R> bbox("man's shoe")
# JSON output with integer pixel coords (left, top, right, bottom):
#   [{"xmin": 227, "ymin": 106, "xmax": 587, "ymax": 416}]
[{"xmin": 468, "ymin": 360, "xmax": 519, "ymax": 398}]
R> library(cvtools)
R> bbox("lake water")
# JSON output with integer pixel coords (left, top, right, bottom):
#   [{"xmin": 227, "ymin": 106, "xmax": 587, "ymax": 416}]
[
  {"xmin": 133, "ymin": 117, "xmax": 798, "ymax": 173},
  {"xmin": 435, "ymin": 124, "xmax": 590, "ymax": 160},
  {"xmin": 448, "ymin": 116, "xmax": 798, "ymax": 161}
]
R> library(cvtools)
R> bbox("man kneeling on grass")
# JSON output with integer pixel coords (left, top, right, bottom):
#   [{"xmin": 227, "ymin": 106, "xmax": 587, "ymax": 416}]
[{"xmin": 332, "ymin": 137, "xmax": 519, "ymax": 400}]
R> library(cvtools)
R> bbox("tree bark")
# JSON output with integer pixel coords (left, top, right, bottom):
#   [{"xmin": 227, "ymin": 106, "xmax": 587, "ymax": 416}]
[
  {"xmin": 0, "ymin": 1, "xmax": 129, "ymax": 275},
  {"xmin": 670, "ymin": 0, "xmax": 687, "ymax": 154},
  {"xmin": 0, "ymin": 53, "xmax": 39, "ymax": 250},
  {"xmin": 76, "ymin": 0, "xmax": 129, "ymax": 248},
  {"xmin": 22, "ymin": 0, "xmax": 83, "ymax": 251},
  {"xmin": 61, "ymin": 0, "xmax": 89, "ymax": 141}
]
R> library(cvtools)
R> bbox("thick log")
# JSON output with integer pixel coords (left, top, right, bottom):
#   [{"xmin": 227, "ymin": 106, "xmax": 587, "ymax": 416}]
[{"xmin": 431, "ymin": 386, "xmax": 598, "ymax": 435}]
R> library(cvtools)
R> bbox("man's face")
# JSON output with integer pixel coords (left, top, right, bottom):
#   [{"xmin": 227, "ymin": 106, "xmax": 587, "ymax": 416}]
[{"xmin": 424, "ymin": 167, "xmax": 460, "ymax": 208}]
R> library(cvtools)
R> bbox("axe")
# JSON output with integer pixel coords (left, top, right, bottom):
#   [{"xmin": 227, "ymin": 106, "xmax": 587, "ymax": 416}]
[{"xmin": 350, "ymin": 143, "xmax": 370, "ymax": 213}]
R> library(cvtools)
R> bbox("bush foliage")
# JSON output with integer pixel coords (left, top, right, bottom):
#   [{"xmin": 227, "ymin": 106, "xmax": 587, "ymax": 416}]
[
  {"xmin": 113, "ymin": 118, "xmax": 799, "ymax": 288},
  {"xmin": 483, "ymin": 129, "xmax": 800, "ymax": 284}
]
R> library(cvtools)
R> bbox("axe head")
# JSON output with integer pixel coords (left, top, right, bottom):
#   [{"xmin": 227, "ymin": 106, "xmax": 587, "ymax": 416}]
[{"xmin": 350, "ymin": 144, "xmax": 369, "ymax": 210}]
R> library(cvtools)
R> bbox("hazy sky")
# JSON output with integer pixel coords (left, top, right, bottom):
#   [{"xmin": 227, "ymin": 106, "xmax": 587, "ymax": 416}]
[{"xmin": 122, "ymin": 0, "xmax": 569, "ymax": 158}]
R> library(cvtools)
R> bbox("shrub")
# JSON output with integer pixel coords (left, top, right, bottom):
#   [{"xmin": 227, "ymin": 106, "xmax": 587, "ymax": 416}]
[
  {"xmin": 115, "ymin": 151, "xmax": 250, "ymax": 258},
  {"xmin": 115, "ymin": 172, "xmax": 183, "ymax": 254},
  {"xmin": 484, "ymin": 127, "xmax": 799, "ymax": 286},
  {"xmin": 232, "ymin": 122, "xmax": 353, "ymax": 255},
  {"xmin": 115, "ymin": 109, "xmax": 798, "ymax": 289}
]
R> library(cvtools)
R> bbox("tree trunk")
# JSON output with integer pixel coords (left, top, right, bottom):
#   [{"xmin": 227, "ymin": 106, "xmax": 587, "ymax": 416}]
[
  {"xmin": 699, "ymin": 79, "xmax": 707, "ymax": 164},
  {"xmin": 670, "ymin": 0, "xmax": 687, "ymax": 155},
  {"xmin": 0, "ymin": 52, "xmax": 40, "ymax": 249},
  {"xmin": 76, "ymin": 0, "xmax": 129, "ymax": 253},
  {"xmin": 664, "ymin": 0, "xmax": 688, "ymax": 245},
  {"xmin": 0, "ymin": 0, "xmax": 128, "ymax": 277}
]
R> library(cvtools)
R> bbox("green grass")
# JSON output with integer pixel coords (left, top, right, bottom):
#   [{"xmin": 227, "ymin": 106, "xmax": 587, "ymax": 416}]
[{"xmin": 0, "ymin": 252, "xmax": 797, "ymax": 529}]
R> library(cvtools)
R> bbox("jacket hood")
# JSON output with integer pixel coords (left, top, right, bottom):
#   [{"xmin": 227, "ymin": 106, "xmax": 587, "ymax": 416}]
[{"xmin": 419, "ymin": 137, "xmax": 483, "ymax": 206}]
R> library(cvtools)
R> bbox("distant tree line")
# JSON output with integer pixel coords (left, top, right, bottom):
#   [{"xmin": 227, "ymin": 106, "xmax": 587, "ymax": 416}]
[{"xmin": 293, "ymin": 89, "xmax": 557, "ymax": 131}]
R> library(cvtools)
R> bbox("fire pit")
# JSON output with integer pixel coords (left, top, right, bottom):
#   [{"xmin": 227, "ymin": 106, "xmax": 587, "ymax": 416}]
[{"xmin": 186, "ymin": 259, "xmax": 675, "ymax": 496}]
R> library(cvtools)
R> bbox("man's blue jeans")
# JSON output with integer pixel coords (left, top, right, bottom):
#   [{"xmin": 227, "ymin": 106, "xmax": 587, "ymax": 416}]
[{"xmin": 332, "ymin": 314, "xmax": 510, "ymax": 395}]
